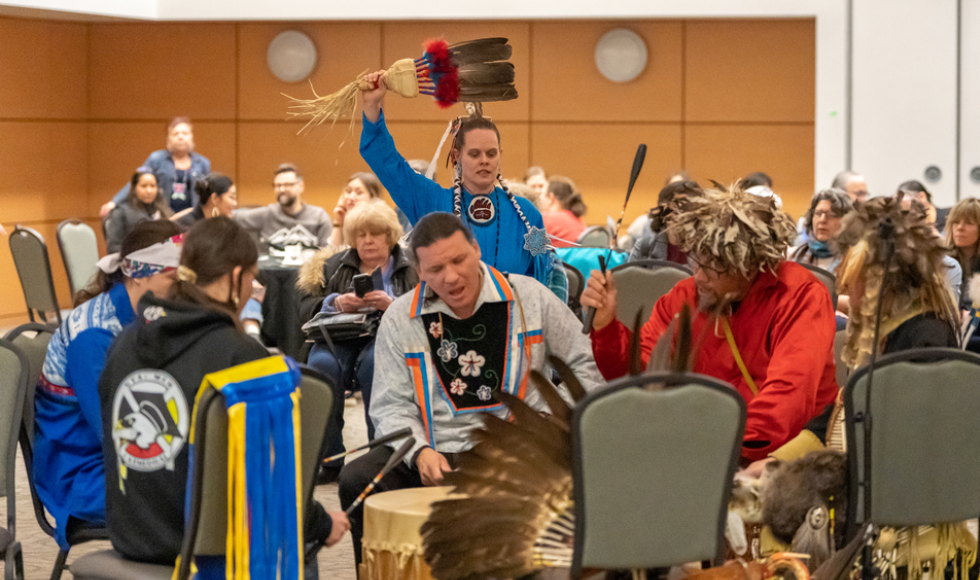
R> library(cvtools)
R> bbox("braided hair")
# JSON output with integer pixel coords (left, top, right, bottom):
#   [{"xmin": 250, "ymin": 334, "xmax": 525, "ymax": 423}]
[{"xmin": 450, "ymin": 117, "xmax": 535, "ymax": 235}]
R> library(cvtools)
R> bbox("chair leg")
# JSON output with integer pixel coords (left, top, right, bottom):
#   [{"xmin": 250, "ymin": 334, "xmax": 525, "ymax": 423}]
[
  {"xmin": 6, "ymin": 542, "xmax": 24, "ymax": 580},
  {"xmin": 49, "ymin": 549, "xmax": 68, "ymax": 580}
]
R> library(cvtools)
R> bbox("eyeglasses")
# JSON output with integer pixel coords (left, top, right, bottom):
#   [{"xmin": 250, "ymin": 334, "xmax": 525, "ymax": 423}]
[
  {"xmin": 273, "ymin": 181, "xmax": 301, "ymax": 189},
  {"xmin": 687, "ymin": 255, "xmax": 725, "ymax": 277}
]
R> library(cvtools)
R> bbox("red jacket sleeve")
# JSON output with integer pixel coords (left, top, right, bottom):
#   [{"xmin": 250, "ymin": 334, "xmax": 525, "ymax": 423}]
[
  {"xmin": 590, "ymin": 282, "xmax": 692, "ymax": 380},
  {"xmin": 741, "ymin": 277, "xmax": 837, "ymax": 461}
]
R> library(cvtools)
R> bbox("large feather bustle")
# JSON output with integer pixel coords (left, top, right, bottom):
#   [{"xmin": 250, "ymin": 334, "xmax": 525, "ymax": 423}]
[{"xmin": 421, "ymin": 371, "xmax": 580, "ymax": 580}]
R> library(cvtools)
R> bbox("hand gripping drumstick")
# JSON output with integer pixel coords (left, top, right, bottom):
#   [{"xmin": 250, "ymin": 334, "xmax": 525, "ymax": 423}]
[
  {"xmin": 582, "ymin": 143, "xmax": 647, "ymax": 334},
  {"xmin": 344, "ymin": 437, "xmax": 416, "ymax": 516},
  {"xmin": 321, "ymin": 427, "xmax": 412, "ymax": 465}
]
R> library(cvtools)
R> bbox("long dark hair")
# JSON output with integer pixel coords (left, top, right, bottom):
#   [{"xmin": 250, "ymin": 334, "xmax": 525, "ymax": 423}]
[
  {"xmin": 547, "ymin": 176, "xmax": 587, "ymax": 218},
  {"xmin": 127, "ymin": 169, "xmax": 172, "ymax": 218},
  {"xmin": 168, "ymin": 216, "xmax": 258, "ymax": 325},
  {"xmin": 195, "ymin": 173, "xmax": 234, "ymax": 209},
  {"xmin": 74, "ymin": 220, "xmax": 180, "ymax": 306}
]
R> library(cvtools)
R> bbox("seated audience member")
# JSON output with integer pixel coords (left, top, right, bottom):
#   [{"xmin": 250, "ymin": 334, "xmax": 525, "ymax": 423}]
[
  {"xmin": 623, "ymin": 171, "xmax": 690, "ymax": 249},
  {"xmin": 99, "ymin": 217, "xmax": 348, "ymax": 570},
  {"xmin": 945, "ymin": 198, "xmax": 980, "ymax": 312},
  {"xmin": 898, "ymin": 179, "xmax": 947, "ymax": 232},
  {"xmin": 744, "ymin": 196, "xmax": 958, "ymax": 472},
  {"xmin": 105, "ymin": 169, "xmax": 173, "ymax": 253},
  {"xmin": 34, "ymin": 220, "xmax": 180, "ymax": 551},
  {"xmin": 524, "ymin": 166, "xmax": 548, "ymax": 198},
  {"xmin": 338, "ymin": 212, "xmax": 603, "ymax": 563},
  {"xmin": 831, "ymin": 170, "xmax": 869, "ymax": 204},
  {"xmin": 897, "ymin": 190, "xmax": 963, "ymax": 305},
  {"xmin": 235, "ymin": 163, "xmax": 333, "ymax": 248},
  {"xmin": 738, "ymin": 171, "xmax": 773, "ymax": 190},
  {"xmin": 629, "ymin": 180, "xmax": 704, "ymax": 264},
  {"xmin": 326, "ymin": 172, "xmax": 384, "ymax": 249},
  {"xmin": 173, "ymin": 173, "xmax": 237, "ymax": 231},
  {"xmin": 298, "ymin": 202, "xmax": 417, "ymax": 479},
  {"xmin": 101, "ymin": 118, "xmax": 211, "ymax": 216},
  {"xmin": 539, "ymin": 176, "xmax": 587, "ymax": 247},
  {"xmin": 582, "ymin": 184, "xmax": 838, "ymax": 462},
  {"xmin": 789, "ymin": 188, "xmax": 853, "ymax": 272}
]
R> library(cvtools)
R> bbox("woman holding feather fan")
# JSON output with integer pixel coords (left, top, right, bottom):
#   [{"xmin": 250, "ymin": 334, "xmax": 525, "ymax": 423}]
[{"xmin": 358, "ymin": 57, "xmax": 558, "ymax": 294}]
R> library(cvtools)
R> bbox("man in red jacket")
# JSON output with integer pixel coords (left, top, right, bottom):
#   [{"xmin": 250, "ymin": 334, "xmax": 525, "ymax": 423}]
[{"xmin": 582, "ymin": 185, "xmax": 839, "ymax": 462}]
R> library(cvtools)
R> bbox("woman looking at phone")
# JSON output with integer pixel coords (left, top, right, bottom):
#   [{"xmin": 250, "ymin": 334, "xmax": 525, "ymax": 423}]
[{"xmin": 298, "ymin": 201, "xmax": 417, "ymax": 481}]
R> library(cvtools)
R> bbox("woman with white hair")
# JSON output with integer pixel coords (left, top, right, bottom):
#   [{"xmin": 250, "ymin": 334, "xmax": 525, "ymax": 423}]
[{"xmin": 299, "ymin": 201, "xmax": 417, "ymax": 480}]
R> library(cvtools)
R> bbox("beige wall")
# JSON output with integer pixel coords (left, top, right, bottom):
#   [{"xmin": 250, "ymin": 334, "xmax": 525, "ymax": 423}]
[{"xmin": 0, "ymin": 16, "xmax": 814, "ymax": 321}]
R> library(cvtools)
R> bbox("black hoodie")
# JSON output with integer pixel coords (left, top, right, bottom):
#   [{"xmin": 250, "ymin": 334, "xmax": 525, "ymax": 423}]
[{"xmin": 99, "ymin": 293, "xmax": 269, "ymax": 564}]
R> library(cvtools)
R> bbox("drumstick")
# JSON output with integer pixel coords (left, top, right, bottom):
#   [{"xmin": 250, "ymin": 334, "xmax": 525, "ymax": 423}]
[
  {"xmin": 580, "ymin": 255, "xmax": 607, "ymax": 334},
  {"xmin": 321, "ymin": 427, "xmax": 412, "ymax": 465},
  {"xmin": 344, "ymin": 437, "xmax": 416, "ymax": 516},
  {"xmin": 581, "ymin": 144, "xmax": 647, "ymax": 334}
]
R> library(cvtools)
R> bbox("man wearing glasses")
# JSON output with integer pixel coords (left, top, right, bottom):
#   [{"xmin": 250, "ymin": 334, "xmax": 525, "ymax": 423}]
[
  {"xmin": 234, "ymin": 163, "xmax": 333, "ymax": 248},
  {"xmin": 581, "ymin": 185, "xmax": 839, "ymax": 464}
]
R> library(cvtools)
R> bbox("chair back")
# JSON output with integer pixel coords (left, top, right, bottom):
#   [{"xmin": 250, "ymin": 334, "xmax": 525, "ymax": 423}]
[
  {"xmin": 577, "ymin": 226, "xmax": 612, "ymax": 248},
  {"xmin": 9, "ymin": 226, "xmax": 61, "ymax": 324},
  {"xmin": 844, "ymin": 348, "xmax": 980, "ymax": 537},
  {"xmin": 564, "ymin": 262, "xmax": 585, "ymax": 304},
  {"xmin": 572, "ymin": 372, "xmax": 745, "ymax": 575},
  {"xmin": 800, "ymin": 263, "xmax": 838, "ymax": 309},
  {"xmin": 179, "ymin": 363, "xmax": 333, "ymax": 566},
  {"xmin": 4, "ymin": 323, "xmax": 56, "ymax": 451},
  {"xmin": 611, "ymin": 261, "xmax": 690, "ymax": 327},
  {"xmin": 57, "ymin": 220, "xmax": 100, "ymax": 298},
  {"xmin": 0, "ymin": 340, "xmax": 29, "ymax": 535}
]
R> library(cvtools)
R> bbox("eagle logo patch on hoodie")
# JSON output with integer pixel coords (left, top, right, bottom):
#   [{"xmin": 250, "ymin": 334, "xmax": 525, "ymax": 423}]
[{"xmin": 111, "ymin": 369, "xmax": 189, "ymax": 481}]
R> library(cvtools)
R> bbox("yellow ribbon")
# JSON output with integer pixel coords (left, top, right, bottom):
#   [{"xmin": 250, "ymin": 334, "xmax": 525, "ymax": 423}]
[{"xmin": 721, "ymin": 316, "xmax": 758, "ymax": 396}]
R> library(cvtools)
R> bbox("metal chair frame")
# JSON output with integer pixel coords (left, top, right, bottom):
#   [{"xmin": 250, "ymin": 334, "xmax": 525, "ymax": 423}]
[
  {"xmin": 0, "ymin": 339, "xmax": 29, "ymax": 580},
  {"xmin": 9, "ymin": 226, "xmax": 62, "ymax": 324}
]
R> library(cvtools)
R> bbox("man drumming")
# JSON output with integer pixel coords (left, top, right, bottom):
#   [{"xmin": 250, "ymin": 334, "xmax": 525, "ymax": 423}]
[
  {"xmin": 338, "ymin": 212, "xmax": 602, "ymax": 562},
  {"xmin": 581, "ymin": 184, "xmax": 839, "ymax": 462}
]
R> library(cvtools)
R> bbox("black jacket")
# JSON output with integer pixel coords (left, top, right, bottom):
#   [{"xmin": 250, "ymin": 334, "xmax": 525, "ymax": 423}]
[
  {"xmin": 297, "ymin": 244, "xmax": 418, "ymax": 325},
  {"xmin": 99, "ymin": 293, "xmax": 270, "ymax": 563}
]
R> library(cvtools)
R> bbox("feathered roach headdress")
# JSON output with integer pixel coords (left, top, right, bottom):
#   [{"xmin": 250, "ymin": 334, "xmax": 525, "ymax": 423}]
[
  {"xmin": 834, "ymin": 195, "xmax": 958, "ymax": 369},
  {"xmin": 284, "ymin": 38, "xmax": 518, "ymax": 135},
  {"xmin": 668, "ymin": 181, "xmax": 797, "ymax": 277}
]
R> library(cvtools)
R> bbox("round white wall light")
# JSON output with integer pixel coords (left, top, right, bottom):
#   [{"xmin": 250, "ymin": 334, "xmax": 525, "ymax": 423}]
[
  {"xmin": 594, "ymin": 28, "xmax": 648, "ymax": 83},
  {"xmin": 267, "ymin": 30, "xmax": 318, "ymax": 83}
]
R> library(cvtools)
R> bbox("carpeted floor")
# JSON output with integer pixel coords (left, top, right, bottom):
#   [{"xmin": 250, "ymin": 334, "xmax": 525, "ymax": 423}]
[{"xmin": 1, "ymin": 395, "xmax": 368, "ymax": 580}]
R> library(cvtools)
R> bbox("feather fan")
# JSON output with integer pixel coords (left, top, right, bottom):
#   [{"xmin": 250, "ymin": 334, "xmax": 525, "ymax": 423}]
[{"xmin": 284, "ymin": 37, "xmax": 518, "ymax": 135}]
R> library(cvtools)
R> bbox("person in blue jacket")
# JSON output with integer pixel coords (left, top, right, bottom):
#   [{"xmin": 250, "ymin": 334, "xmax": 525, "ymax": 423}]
[
  {"xmin": 33, "ymin": 219, "xmax": 182, "ymax": 549},
  {"xmin": 358, "ymin": 70, "xmax": 556, "ymax": 291}
]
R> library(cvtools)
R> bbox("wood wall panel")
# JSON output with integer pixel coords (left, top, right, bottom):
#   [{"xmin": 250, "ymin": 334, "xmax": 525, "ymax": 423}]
[
  {"xmin": 86, "ymin": 121, "xmax": 237, "ymax": 215},
  {"xmin": 0, "ymin": 18, "xmax": 88, "ymax": 119},
  {"xmin": 238, "ymin": 22, "xmax": 383, "ymax": 121},
  {"xmin": 685, "ymin": 19, "xmax": 815, "ymax": 122},
  {"xmin": 530, "ymin": 123, "xmax": 682, "ymax": 225},
  {"xmin": 0, "ymin": 122, "xmax": 89, "ymax": 223},
  {"xmin": 236, "ymin": 121, "xmax": 374, "ymax": 213},
  {"xmin": 531, "ymin": 21, "xmax": 683, "ymax": 122},
  {"xmin": 381, "ymin": 22, "xmax": 531, "ymax": 123},
  {"xmin": 684, "ymin": 124, "xmax": 815, "ymax": 219},
  {"xmin": 89, "ymin": 23, "xmax": 237, "ymax": 120}
]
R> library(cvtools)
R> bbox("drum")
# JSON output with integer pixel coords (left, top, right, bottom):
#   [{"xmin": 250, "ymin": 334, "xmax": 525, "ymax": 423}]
[{"xmin": 361, "ymin": 486, "xmax": 454, "ymax": 580}]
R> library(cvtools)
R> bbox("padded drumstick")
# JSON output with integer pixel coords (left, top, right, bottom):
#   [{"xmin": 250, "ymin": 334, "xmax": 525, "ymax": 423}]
[
  {"xmin": 322, "ymin": 427, "xmax": 412, "ymax": 465},
  {"xmin": 581, "ymin": 143, "xmax": 647, "ymax": 334},
  {"xmin": 344, "ymin": 437, "xmax": 416, "ymax": 516}
]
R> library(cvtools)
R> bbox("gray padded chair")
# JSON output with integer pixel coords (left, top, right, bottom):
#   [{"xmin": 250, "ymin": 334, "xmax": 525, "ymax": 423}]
[
  {"xmin": 800, "ymin": 263, "xmax": 838, "ymax": 309},
  {"xmin": 56, "ymin": 220, "xmax": 100, "ymax": 299},
  {"xmin": 843, "ymin": 348, "xmax": 980, "ymax": 540},
  {"xmin": 71, "ymin": 364, "xmax": 334, "ymax": 579},
  {"xmin": 0, "ymin": 339, "xmax": 29, "ymax": 580},
  {"xmin": 571, "ymin": 372, "xmax": 746, "ymax": 577},
  {"xmin": 610, "ymin": 261, "xmax": 691, "ymax": 327},
  {"xmin": 4, "ymin": 323, "xmax": 106, "ymax": 580},
  {"xmin": 9, "ymin": 226, "xmax": 62, "ymax": 324},
  {"xmin": 577, "ymin": 226, "xmax": 612, "ymax": 248},
  {"xmin": 564, "ymin": 262, "xmax": 585, "ymax": 304}
]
